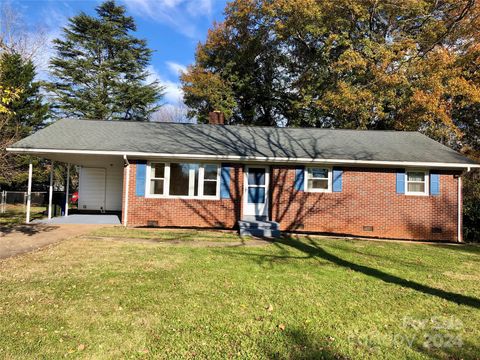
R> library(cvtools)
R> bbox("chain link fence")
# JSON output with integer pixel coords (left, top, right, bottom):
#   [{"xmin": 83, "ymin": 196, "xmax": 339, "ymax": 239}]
[{"xmin": 0, "ymin": 191, "xmax": 67, "ymax": 216}]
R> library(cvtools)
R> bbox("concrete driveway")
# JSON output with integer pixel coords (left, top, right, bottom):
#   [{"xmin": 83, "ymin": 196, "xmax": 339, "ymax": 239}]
[{"xmin": 0, "ymin": 224, "xmax": 107, "ymax": 260}]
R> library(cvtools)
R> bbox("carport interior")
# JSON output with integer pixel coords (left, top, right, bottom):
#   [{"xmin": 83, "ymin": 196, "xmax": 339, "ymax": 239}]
[{"xmin": 22, "ymin": 153, "xmax": 124, "ymax": 224}]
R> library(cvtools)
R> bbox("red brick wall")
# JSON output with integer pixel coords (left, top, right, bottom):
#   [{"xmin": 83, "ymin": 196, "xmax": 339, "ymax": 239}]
[
  {"xmin": 270, "ymin": 166, "xmax": 461, "ymax": 241},
  {"xmin": 124, "ymin": 162, "xmax": 243, "ymax": 228},
  {"xmin": 122, "ymin": 162, "xmax": 461, "ymax": 241}
]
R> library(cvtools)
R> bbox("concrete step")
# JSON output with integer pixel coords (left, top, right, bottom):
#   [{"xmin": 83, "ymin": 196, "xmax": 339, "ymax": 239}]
[
  {"xmin": 238, "ymin": 220, "xmax": 280, "ymax": 230},
  {"xmin": 238, "ymin": 219, "xmax": 281, "ymax": 238}
]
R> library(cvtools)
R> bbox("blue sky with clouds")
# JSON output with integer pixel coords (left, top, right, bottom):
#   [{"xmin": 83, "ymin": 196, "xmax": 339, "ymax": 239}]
[{"xmin": 13, "ymin": 0, "xmax": 228, "ymax": 104}]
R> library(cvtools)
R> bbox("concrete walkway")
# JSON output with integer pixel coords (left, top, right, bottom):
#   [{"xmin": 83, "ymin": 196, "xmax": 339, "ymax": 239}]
[
  {"xmin": 0, "ymin": 224, "xmax": 106, "ymax": 260},
  {"xmin": 33, "ymin": 214, "xmax": 121, "ymax": 225}
]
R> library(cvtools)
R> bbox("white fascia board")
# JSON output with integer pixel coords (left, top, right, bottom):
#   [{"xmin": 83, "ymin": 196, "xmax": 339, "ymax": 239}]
[{"xmin": 6, "ymin": 147, "xmax": 479, "ymax": 169}]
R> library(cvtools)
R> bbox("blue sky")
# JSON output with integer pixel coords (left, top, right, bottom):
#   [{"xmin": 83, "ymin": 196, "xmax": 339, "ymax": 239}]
[{"xmin": 13, "ymin": 0, "xmax": 228, "ymax": 104}]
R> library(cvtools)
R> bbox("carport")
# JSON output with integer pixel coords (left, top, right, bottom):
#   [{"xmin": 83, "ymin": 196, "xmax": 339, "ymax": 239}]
[{"xmin": 6, "ymin": 151, "xmax": 125, "ymax": 225}]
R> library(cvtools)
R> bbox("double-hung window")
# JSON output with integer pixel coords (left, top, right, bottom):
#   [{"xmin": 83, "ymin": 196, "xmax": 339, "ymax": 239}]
[
  {"xmin": 201, "ymin": 164, "xmax": 219, "ymax": 196},
  {"xmin": 146, "ymin": 162, "xmax": 220, "ymax": 198},
  {"xmin": 149, "ymin": 163, "xmax": 166, "ymax": 195},
  {"xmin": 405, "ymin": 170, "xmax": 428, "ymax": 195},
  {"xmin": 305, "ymin": 167, "xmax": 332, "ymax": 192}
]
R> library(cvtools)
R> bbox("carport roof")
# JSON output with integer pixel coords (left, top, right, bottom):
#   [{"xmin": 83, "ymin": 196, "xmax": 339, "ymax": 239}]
[{"xmin": 8, "ymin": 118, "xmax": 478, "ymax": 168}]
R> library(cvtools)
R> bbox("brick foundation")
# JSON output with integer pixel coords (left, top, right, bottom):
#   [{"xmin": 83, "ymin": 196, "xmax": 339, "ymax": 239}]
[{"xmin": 122, "ymin": 162, "xmax": 461, "ymax": 241}]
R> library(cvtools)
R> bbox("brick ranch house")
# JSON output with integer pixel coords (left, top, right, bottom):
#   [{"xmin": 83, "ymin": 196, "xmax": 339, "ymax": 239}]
[{"xmin": 7, "ymin": 118, "xmax": 479, "ymax": 241}]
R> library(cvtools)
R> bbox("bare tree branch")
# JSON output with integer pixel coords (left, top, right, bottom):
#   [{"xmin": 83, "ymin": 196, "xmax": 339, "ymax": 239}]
[
  {"xmin": 151, "ymin": 104, "xmax": 193, "ymax": 123},
  {"xmin": 0, "ymin": 2, "xmax": 48, "ymax": 61}
]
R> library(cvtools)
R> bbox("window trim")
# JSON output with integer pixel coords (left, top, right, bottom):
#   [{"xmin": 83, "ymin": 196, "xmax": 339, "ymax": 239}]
[
  {"xmin": 405, "ymin": 169, "xmax": 429, "ymax": 196},
  {"xmin": 145, "ymin": 162, "xmax": 168, "ymax": 197},
  {"xmin": 198, "ymin": 163, "xmax": 221, "ymax": 198},
  {"xmin": 145, "ymin": 161, "xmax": 220, "ymax": 200},
  {"xmin": 304, "ymin": 166, "xmax": 332, "ymax": 193}
]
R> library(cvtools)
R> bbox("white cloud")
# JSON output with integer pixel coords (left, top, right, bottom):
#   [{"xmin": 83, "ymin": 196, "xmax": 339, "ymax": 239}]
[
  {"xmin": 146, "ymin": 65, "xmax": 184, "ymax": 104},
  {"xmin": 166, "ymin": 61, "xmax": 187, "ymax": 76},
  {"xmin": 122, "ymin": 0, "xmax": 212, "ymax": 38},
  {"xmin": 186, "ymin": 0, "xmax": 212, "ymax": 17},
  {"xmin": 0, "ymin": 1, "xmax": 71, "ymax": 81}
]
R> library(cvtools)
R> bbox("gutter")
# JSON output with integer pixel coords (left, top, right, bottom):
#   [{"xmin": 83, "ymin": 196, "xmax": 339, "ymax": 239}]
[{"xmin": 6, "ymin": 147, "xmax": 479, "ymax": 170}]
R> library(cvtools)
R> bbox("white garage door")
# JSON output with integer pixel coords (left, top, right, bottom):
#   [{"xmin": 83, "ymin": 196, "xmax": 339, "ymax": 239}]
[{"xmin": 79, "ymin": 168, "xmax": 106, "ymax": 211}]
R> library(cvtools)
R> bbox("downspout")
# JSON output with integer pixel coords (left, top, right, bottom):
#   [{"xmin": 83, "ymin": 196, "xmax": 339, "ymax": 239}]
[
  {"xmin": 458, "ymin": 166, "xmax": 471, "ymax": 243},
  {"xmin": 123, "ymin": 155, "xmax": 130, "ymax": 227}
]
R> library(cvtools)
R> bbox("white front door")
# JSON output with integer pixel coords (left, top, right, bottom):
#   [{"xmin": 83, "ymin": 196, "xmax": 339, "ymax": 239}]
[{"xmin": 243, "ymin": 166, "xmax": 269, "ymax": 219}]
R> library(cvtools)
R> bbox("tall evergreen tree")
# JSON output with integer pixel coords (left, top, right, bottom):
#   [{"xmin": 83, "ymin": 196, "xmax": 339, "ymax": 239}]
[
  {"xmin": 0, "ymin": 52, "xmax": 49, "ymax": 185},
  {"xmin": 49, "ymin": 0, "xmax": 163, "ymax": 121},
  {"xmin": 0, "ymin": 52, "xmax": 48, "ymax": 134}
]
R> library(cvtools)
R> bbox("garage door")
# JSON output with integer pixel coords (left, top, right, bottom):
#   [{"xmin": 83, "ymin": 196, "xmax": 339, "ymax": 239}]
[{"xmin": 79, "ymin": 167, "xmax": 106, "ymax": 211}]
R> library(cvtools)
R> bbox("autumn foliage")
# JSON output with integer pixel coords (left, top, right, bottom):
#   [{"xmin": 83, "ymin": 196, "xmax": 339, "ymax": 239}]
[{"xmin": 182, "ymin": 0, "xmax": 480, "ymax": 154}]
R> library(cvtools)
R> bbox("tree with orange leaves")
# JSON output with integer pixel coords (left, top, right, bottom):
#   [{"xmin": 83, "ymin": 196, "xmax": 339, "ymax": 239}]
[{"xmin": 182, "ymin": 0, "xmax": 480, "ymax": 151}]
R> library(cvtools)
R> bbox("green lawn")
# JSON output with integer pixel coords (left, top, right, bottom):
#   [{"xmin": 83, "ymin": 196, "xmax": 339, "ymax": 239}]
[
  {"xmin": 0, "ymin": 204, "xmax": 45, "ymax": 228},
  {"xmin": 89, "ymin": 226, "xmax": 247, "ymax": 242},
  {"xmin": 0, "ymin": 230, "xmax": 479, "ymax": 359}
]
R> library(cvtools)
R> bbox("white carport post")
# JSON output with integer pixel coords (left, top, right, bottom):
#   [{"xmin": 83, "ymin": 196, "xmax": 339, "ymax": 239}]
[
  {"xmin": 48, "ymin": 161, "xmax": 54, "ymax": 219},
  {"xmin": 65, "ymin": 164, "xmax": 70, "ymax": 216},
  {"xmin": 26, "ymin": 162, "xmax": 33, "ymax": 223}
]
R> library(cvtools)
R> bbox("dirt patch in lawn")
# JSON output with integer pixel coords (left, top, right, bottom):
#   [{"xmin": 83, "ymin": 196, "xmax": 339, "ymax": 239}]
[
  {"xmin": 0, "ymin": 224, "xmax": 110, "ymax": 260},
  {"xmin": 79, "ymin": 235, "xmax": 272, "ymax": 247},
  {"xmin": 443, "ymin": 270, "xmax": 480, "ymax": 281}
]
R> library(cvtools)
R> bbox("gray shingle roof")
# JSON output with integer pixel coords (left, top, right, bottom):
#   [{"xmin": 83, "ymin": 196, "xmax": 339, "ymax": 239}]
[{"xmin": 9, "ymin": 118, "xmax": 477, "ymax": 165}]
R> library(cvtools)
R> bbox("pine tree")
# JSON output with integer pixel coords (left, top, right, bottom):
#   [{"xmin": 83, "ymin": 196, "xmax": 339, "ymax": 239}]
[
  {"xmin": 49, "ymin": 0, "xmax": 163, "ymax": 121},
  {"xmin": 0, "ymin": 52, "xmax": 49, "ymax": 186},
  {"xmin": 0, "ymin": 52, "xmax": 48, "ymax": 135}
]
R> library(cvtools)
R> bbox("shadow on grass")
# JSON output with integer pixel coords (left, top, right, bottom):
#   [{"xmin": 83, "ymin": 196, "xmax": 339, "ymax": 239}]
[
  {"xmin": 219, "ymin": 235, "xmax": 480, "ymax": 309},
  {"xmin": 0, "ymin": 208, "xmax": 50, "ymax": 236},
  {"xmin": 274, "ymin": 235, "xmax": 480, "ymax": 309},
  {"xmin": 0, "ymin": 223, "xmax": 58, "ymax": 237},
  {"xmin": 263, "ymin": 328, "xmax": 348, "ymax": 360}
]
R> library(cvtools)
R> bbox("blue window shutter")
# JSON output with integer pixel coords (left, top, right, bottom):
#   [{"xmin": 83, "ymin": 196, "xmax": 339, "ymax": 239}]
[
  {"xmin": 294, "ymin": 167, "xmax": 305, "ymax": 191},
  {"xmin": 220, "ymin": 165, "xmax": 231, "ymax": 199},
  {"xmin": 396, "ymin": 170, "xmax": 405, "ymax": 194},
  {"xmin": 332, "ymin": 168, "xmax": 343, "ymax": 192},
  {"xmin": 430, "ymin": 173, "xmax": 440, "ymax": 195},
  {"xmin": 136, "ymin": 161, "xmax": 147, "ymax": 196}
]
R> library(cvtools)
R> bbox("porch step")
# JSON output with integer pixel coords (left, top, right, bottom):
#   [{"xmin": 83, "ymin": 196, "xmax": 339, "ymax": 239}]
[{"xmin": 238, "ymin": 219, "xmax": 281, "ymax": 238}]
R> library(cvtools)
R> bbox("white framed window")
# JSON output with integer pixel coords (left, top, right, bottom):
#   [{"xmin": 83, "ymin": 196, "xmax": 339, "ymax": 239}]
[
  {"xmin": 405, "ymin": 169, "xmax": 429, "ymax": 195},
  {"xmin": 146, "ymin": 162, "xmax": 220, "ymax": 199},
  {"xmin": 200, "ymin": 164, "xmax": 220, "ymax": 197},
  {"xmin": 148, "ymin": 162, "xmax": 166, "ymax": 195},
  {"xmin": 305, "ymin": 167, "xmax": 332, "ymax": 192}
]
